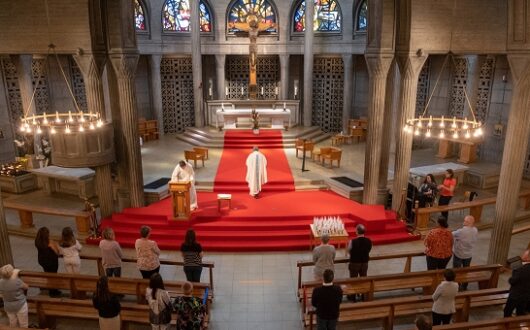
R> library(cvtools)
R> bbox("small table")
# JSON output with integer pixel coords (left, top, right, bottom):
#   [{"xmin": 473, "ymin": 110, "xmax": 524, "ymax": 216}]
[
  {"xmin": 217, "ymin": 194, "xmax": 232, "ymax": 212},
  {"xmin": 309, "ymin": 224, "xmax": 349, "ymax": 253}
]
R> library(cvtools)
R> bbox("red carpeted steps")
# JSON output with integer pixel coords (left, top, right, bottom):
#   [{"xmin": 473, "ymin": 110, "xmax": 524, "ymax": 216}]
[{"xmin": 100, "ymin": 130, "xmax": 420, "ymax": 251}]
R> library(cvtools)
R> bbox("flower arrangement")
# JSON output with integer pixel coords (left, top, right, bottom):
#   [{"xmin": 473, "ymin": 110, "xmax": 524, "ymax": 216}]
[{"xmin": 251, "ymin": 109, "xmax": 260, "ymax": 130}]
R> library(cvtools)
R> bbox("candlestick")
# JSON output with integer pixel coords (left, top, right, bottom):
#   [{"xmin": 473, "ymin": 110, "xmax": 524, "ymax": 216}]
[{"xmin": 225, "ymin": 86, "xmax": 229, "ymax": 96}]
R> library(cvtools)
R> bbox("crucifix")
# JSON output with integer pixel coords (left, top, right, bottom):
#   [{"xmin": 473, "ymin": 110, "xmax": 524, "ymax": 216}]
[{"xmin": 229, "ymin": 14, "xmax": 276, "ymax": 99}]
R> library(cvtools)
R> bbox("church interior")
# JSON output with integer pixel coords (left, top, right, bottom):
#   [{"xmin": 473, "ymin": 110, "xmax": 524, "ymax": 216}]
[{"xmin": 0, "ymin": 0, "xmax": 530, "ymax": 329}]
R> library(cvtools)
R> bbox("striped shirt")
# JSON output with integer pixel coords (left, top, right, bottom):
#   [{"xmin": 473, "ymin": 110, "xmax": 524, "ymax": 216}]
[{"xmin": 181, "ymin": 243, "xmax": 203, "ymax": 267}]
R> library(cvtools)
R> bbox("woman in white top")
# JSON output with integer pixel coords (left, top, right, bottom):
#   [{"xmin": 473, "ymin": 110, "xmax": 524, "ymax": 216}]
[
  {"xmin": 59, "ymin": 226, "xmax": 83, "ymax": 273},
  {"xmin": 432, "ymin": 269, "xmax": 459, "ymax": 325},
  {"xmin": 146, "ymin": 273, "xmax": 172, "ymax": 330}
]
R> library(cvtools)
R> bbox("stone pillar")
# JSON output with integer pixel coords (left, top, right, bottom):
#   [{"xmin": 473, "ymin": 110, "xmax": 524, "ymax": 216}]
[
  {"xmin": 391, "ymin": 55, "xmax": 428, "ymax": 211},
  {"xmin": 362, "ymin": 54, "xmax": 393, "ymax": 205},
  {"xmin": 488, "ymin": 55, "xmax": 530, "ymax": 265},
  {"xmin": 148, "ymin": 54, "xmax": 164, "ymax": 135},
  {"xmin": 73, "ymin": 54, "xmax": 116, "ymax": 218},
  {"xmin": 215, "ymin": 54, "xmax": 226, "ymax": 100},
  {"xmin": 280, "ymin": 54, "xmax": 290, "ymax": 100},
  {"xmin": 342, "ymin": 54, "xmax": 353, "ymax": 132},
  {"xmin": 0, "ymin": 188, "xmax": 14, "ymax": 266},
  {"xmin": 109, "ymin": 54, "xmax": 144, "ymax": 208},
  {"xmin": 11, "ymin": 55, "xmax": 36, "ymax": 117},
  {"xmin": 378, "ymin": 60, "xmax": 398, "ymax": 191},
  {"xmin": 190, "ymin": 0, "xmax": 204, "ymax": 127},
  {"xmin": 303, "ymin": 0, "xmax": 315, "ymax": 127}
]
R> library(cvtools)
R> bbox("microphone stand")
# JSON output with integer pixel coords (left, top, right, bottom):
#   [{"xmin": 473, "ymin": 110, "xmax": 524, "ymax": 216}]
[{"xmin": 301, "ymin": 139, "xmax": 309, "ymax": 172}]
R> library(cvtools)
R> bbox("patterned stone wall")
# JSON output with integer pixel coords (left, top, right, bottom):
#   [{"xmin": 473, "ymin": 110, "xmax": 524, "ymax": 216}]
[
  {"xmin": 449, "ymin": 57, "xmax": 468, "ymax": 118},
  {"xmin": 31, "ymin": 58, "xmax": 50, "ymax": 114},
  {"xmin": 68, "ymin": 57, "xmax": 88, "ymax": 112},
  {"xmin": 160, "ymin": 57, "xmax": 195, "ymax": 133},
  {"xmin": 0, "ymin": 58, "xmax": 23, "ymax": 123},
  {"xmin": 415, "ymin": 57, "xmax": 431, "ymax": 116},
  {"xmin": 226, "ymin": 55, "xmax": 279, "ymax": 100},
  {"xmin": 312, "ymin": 57, "xmax": 344, "ymax": 132}
]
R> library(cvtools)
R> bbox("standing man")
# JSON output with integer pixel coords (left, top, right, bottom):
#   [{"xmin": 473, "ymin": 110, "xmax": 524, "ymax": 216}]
[
  {"xmin": 245, "ymin": 146, "xmax": 267, "ymax": 198},
  {"xmin": 504, "ymin": 251, "xmax": 530, "ymax": 317},
  {"xmin": 311, "ymin": 269, "xmax": 343, "ymax": 330},
  {"xmin": 452, "ymin": 215, "xmax": 478, "ymax": 290},
  {"xmin": 171, "ymin": 160, "xmax": 198, "ymax": 210},
  {"xmin": 347, "ymin": 224, "xmax": 372, "ymax": 301},
  {"xmin": 312, "ymin": 234, "xmax": 336, "ymax": 281}
]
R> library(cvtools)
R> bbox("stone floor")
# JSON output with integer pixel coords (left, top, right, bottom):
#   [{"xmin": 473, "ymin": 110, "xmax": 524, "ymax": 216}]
[{"xmin": 1, "ymin": 130, "xmax": 530, "ymax": 329}]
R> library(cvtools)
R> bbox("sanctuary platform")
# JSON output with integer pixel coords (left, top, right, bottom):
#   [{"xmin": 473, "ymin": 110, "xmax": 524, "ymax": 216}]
[{"xmin": 102, "ymin": 130, "xmax": 419, "ymax": 252}]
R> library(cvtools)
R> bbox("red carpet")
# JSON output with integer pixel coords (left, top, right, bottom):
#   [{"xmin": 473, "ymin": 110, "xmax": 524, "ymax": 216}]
[{"xmin": 101, "ymin": 130, "xmax": 419, "ymax": 251}]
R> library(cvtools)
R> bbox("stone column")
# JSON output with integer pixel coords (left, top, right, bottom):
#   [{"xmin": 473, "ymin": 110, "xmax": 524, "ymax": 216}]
[
  {"xmin": 73, "ymin": 54, "xmax": 116, "ymax": 217},
  {"xmin": 109, "ymin": 54, "xmax": 144, "ymax": 208},
  {"xmin": 0, "ymin": 188, "xmax": 14, "ymax": 266},
  {"xmin": 488, "ymin": 55, "xmax": 530, "ymax": 265},
  {"xmin": 303, "ymin": 0, "xmax": 315, "ymax": 127},
  {"xmin": 190, "ymin": 0, "xmax": 204, "ymax": 127},
  {"xmin": 11, "ymin": 55, "xmax": 36, "ymax": 117},
  {"xmin": 342, "ymin": 54, "xmax": 353, "ymax": 132},
  {"xmin": 362, "ymin": 54, "xmax": 393, "ymax": 205},
  {"xmin": 391, "ymin": 55, "xmax": 428, "ymax": 211},
  {"xmin": 378, "ymin": 60, "xmax": 398, "ymax": 191},
  {"xmin": 280, "ymin": 54, "xmax": 290, "ymax": 100},
  {"xmin": 148, "ymin": 54, "xmax": 164, "ymax": 135},
  {"xmin": 215, "ymin": 54, "xmax": 226, "ymax": 100}
]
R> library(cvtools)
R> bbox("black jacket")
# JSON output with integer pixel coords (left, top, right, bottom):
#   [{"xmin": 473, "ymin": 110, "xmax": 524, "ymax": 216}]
[
  {"xmin": 508, "ymin": 263, "xmax": 530, "ymax": 300},
  {"xmin": 311, "ymin": 284, "xmax": 343, "ymax": 320}
]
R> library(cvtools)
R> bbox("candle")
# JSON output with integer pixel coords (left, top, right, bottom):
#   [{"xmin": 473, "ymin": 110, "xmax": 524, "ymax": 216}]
[
  {"xmin": 241, "ymin": 87, "xmax": 244, "ymax": 95},
  {"xmin": 225, "ymin": 87, "xmax": 229, "ymax": 96},
  {"xmin": 294, "ymin": 86, "xmax": 298, "ymax": 96},
  {"xmin": 283, "ymin": 102, "xmax": 286, "ymax": 109},
  {"xmin": 221, "ymin": 103, "xmax": 224, "ymax": 111},
  {"xmin": 208, "ymin": 87, "xmax": 213, "ymax": 97},
  {"xmin": 261, "ymin": 86, "xmax": 264, "ymax": 95},
  {"xmin": 275, "ymin": 87, "xmax": 279, "ymax": 95}
]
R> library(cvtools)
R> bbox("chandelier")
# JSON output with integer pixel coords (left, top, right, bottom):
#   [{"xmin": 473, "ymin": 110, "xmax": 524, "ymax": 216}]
[
  {"xmin": 18, "ymin": 44, "xmax": 106, "ymax": 136},
  {"xmin": 403, "ymin": 54, "xmax": 484, "ymax": 140}
]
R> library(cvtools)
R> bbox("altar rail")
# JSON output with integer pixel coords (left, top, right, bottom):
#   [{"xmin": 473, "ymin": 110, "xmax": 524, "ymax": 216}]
[
  {"xmin": 296, "ymin": 251, "xmax": 425, "ymax": 293},
  {"xmin": 78, "ymin": 254, "xmax": 215, "ymax": 296}
]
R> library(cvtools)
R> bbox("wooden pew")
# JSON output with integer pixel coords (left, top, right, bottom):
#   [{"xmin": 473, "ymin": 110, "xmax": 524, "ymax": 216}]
[
  {"xmin": 19, "ymin": 271, "xmax": 212, "ymax": 304},
  {"xmin": 433, "ymin": 314, "xmax": 530, "ymax": 329},
  {"xmin": 297, "ymin": 251, "xmax": 425, "ymax": 294},
  {"xmin": 305, "ymin": 288, "xmax": 509, "ymax": 330},
  {"xmin": 512, "ymin": 223, "xmax": 530, "ymax": 235},
  {"xmin": 300, "ymin": 264, "xmax": 502, "ymax": 315},
  {"xmin": 27, "ymin": 295, "xmax": 209, "ymax": 330},
  {"xmin": 78, "ymin": 254, "xmax": 216, "ymax": 297},
  {"xmin": 415, "ymin": 191, "xmax": 530, "ymax": 233}
]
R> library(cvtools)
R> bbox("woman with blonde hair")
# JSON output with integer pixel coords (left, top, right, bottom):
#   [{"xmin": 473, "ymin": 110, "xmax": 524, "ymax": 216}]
[
  {"xmin": 59, "ymin": 226, "xmax": 83, "ymax": 273},
  {"xmin": 0, "ymin": 264, "xmax": 29, "ymax": 328},
  {"xmin": 99, "ymin": 227, "xmax": 123, "ymax": 277}
]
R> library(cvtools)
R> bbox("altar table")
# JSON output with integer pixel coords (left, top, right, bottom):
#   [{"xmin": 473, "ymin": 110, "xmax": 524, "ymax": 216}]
[
  {"xmin": 409, "ymin": 162, "xmax": 469, "ymax": 188},
  {"xmin": 30, "ymin": 166, "xmax": 96, "ymax": 199},
  {"xmin": 215, "ymin": 109, "xmax": 291, "ymax": 129}
]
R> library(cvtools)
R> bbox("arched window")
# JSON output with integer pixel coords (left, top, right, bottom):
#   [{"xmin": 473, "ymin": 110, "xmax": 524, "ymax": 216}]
[
  {"xmin": 227, "ymin": 0, "xmax": 278, "ymax": 34},
  {"xmin": 293, "ymin": 0, "xmax": 342, "ymax": 33},
  {"xmin": 356, "ymin": 0, "xmax": 367, "ymax": 32},
  {"xmin": 162, "ymin": 0, "xmax": 213, "ymax": 32},
  {"xmin": 134, "ymin": 0, "xmax": 147, "ymax": 31}
]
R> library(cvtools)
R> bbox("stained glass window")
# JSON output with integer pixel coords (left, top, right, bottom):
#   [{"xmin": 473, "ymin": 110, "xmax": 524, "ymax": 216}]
[
  {"xmin": 227, "ymin": 0, "xmax": 277, "ymax": 34},
  {"xmin": 293, "ymin": 0, "xmax": 342, "ymax": 33},
  {"xmin": 134, "ymin": 0, "xmax": 147, "ymax": 31},
  {"xmin": 356, "ymin": 0, "xmax": 367, "ymax": 31},
  {"xmin": 162, "ymin": 0, "xmax": 212, "ymax": 32}
]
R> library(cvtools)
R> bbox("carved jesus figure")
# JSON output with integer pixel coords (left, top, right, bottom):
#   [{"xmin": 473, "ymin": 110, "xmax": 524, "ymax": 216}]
[{"xmin": 228, "ymin": 14, "xmax": 276, "ymax": 99}]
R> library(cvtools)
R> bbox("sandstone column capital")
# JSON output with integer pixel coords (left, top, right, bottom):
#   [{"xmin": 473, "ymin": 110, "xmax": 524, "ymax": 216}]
[
  {"xmin": 109, "ymin": 53, "xmax": 140, "ymax": 81},
  {"xmin": 396, "ymin": 54, "xmax": 428, "ymax": 80},
  {"xmin": 364, "ymin": 53, "xmax": 394, "ymax": 80},
  {"xmin": 73, "ymin": 53, "xmax": 106, "ymax": 80}
]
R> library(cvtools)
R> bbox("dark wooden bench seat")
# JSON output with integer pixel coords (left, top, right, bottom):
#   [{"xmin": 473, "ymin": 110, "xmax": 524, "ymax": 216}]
[{"xmin": 433, "ymin": 314, "xmax": 530, "ymax": 329}]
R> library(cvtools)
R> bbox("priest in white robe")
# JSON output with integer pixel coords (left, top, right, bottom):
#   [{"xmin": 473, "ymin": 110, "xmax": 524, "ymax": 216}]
[
  {"xmin": 171, "ymin": 160, "xmax": 198, "ymax": 210},
  {"xmin": 246, "ymin": 146, "xmax": 267, "ymax": 198}
]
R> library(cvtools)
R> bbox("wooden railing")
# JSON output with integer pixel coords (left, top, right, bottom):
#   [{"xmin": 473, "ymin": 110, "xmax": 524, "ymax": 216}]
[
  {"xmin": 433, "ymin": 314, "xmax": 530, "ymax": 329},
  {"xmin": 296, "ymin": 250, "xmax": 425, "ymax": 292},
  {"xmin": 415, "ymin": 190, "xmax": 530, "ymax": 232},
  {"xmin": 512, "ymin": 223, "xmax": 530, "ymax": 235},
  {"xmin": 78, "ymin": 254, "xmax": 215, "ymax": 297}
]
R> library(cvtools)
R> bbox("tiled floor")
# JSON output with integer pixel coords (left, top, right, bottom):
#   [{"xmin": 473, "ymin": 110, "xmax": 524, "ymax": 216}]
[{"xmin": 1, "ymin": 131, "xmax": 530, "ymax": 329}]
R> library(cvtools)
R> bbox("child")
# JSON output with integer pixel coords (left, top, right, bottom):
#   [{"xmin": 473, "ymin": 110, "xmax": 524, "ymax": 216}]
[{"xmin": 59, "ymin": 226, "xmax": 83, "ymax": 273}]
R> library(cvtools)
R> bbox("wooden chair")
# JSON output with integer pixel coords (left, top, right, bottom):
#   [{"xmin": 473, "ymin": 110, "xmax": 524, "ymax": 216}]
[
  {"xmin": 350, "ymin": 127, "xmax": 365, "ymax": 143},
  {"xmin": 138, "ymin": 120, "xmax": 150, "ymax": 142},
  {"xmin": 313, "ymin": 147, "xmax": 331, "ymax": 163},
  {"xmin": 185, "ymin": 150, "xmax": 205, "ymax": 168},
  {"xmin": 295, "ymin": 139, "xmax": 314, "ymax": 158},
  {"xmin": 193, "ymin": 147, "xmax": 209, "ymax": 160},
  {"xmin": 322, "ymin": 148, "xmax": 342, "ymax": 168},
  {"xmin": 146, "ymin": 120, "xmax": 159, "ymax": 141},
  {"xmin": 331, "ymin": 135, "xmax": 343, "ymax": 146}
]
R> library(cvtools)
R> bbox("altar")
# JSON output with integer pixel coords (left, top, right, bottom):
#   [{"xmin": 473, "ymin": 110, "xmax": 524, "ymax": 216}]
[{"xmin": 215, "ymin": 108, "xmax": 291, "ymax": 129}]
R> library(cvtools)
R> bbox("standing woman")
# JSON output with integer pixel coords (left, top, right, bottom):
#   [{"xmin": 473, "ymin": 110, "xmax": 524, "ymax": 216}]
[
  {"xmin": 59, "ymin": 226, "xmax": 83, "ymax": 274},
  {"xmin": 146, "ymin": 273, "xmax": 172, "ymax": 330},
  {"xmin": 34, "ymin": 226, "xmax": 61, "ymax": 296},
  {"xmin": 424, "ymin": 217, "xmax": 453, "ymax": 270},
  {"xmin": 181, "ymin": 229, "xmax": 203, "ymax": 283},
  {"xmin": 99, "ymin": 228, "xmax": 123, "ymax": 277},
  {"xmin": 418, "ymin": 174, "xmax": 438, "ymax": 207},
  {"xmin": 92, "ymin": 276, "xmax": 121, "ymax": 330},
  {"xmin": 136, "ymin": 226, "xmax": 161, "ymax": 279},
  {"xmin": 0, "ymin": 264, "xmax": 29, "ymax": 328},
  {"xmin": 437, "ymin": 169, "xmax": 457, "ymax": 219},
  {"xmin": 432, "ymin": 269, "xmax": 459, "ymax": 325}
]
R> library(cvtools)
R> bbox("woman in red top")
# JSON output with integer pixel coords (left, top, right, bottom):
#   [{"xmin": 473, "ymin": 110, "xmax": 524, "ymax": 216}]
[
  {"xmin": 424, "ymin": 217, "xmax": 453, "ymax": 270},
  {"xmin": 437, "ymin": 169, "xmax": 456, "ymax": 219}
]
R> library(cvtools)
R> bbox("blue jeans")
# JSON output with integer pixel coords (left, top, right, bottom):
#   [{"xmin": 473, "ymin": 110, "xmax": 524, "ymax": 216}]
[
  {"xmin": 105, "ymin": 267, "xmax": 121, "ymax": 277},
  {"xmin": 184, "ymin": 266, "xmax": 203, "ymax": 282},
  {"xmin": 453, "ymin": 255, "xmax": 472, "ymax": 289},
  {"xmin": 317, "ymin": 317, "xmax": 337, "ymax": 330}
]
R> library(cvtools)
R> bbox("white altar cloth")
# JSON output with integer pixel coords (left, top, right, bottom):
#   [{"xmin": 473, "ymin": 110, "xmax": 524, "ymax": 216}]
[
  {"xmin": 216, "ymin": 109, "xmax": 291, "ymax": 129},
  {"xmin": 409, "ymin": 162, "xmax": 469, "ymax": 187}
]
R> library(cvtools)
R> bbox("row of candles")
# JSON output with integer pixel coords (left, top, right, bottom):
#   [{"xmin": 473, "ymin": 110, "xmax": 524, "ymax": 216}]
[
  {"xmin": 313, "ymin": 216, "xmax": 346, "ymax": 235},
  {"xmin": 208, "ymin": 85, "xmax": 300, "ymax": 97}
]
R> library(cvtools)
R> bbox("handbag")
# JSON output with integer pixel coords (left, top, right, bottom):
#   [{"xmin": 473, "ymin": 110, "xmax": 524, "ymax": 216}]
[{"xmin": 150, "ymin": 299, "xmax": 173, "ymax": 325}]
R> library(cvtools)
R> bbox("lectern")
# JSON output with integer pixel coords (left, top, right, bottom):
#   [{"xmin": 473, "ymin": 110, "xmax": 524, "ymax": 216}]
[{"xmin": 169, "ymin": 181, "xmax": 191, "ymax": 220}]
